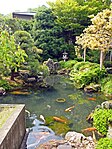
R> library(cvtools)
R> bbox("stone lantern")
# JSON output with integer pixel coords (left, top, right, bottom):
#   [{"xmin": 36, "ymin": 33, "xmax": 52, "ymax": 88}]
[{"xmin": 62, "ymin": 51, "xmax": 68, "ymax": 62}]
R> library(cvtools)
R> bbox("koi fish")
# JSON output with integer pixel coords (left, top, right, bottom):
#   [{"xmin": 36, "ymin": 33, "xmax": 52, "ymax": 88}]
[
  {"xmin": 53, "ymin": 116, "xmax": 67, "ymax": 123},
  {"xmin": 88, "ymin": 97, "xmax": 96, "ymax": 101},
  {"xmin": 10, "ymin": 91, "xmax": 30, "ymax": 95},
  {"xmin": 65, "ymin": 105, "xmax": 75, "ymax": 112},
  {"xmin": 82, "ymin": 127, "xmax": 97, "ymax": 132}
]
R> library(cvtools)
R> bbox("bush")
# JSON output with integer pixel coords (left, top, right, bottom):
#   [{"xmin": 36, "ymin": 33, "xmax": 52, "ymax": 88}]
[
  {"xmin": 96, "ymin": 138, "xmax": 112, "ymax": 149},
  {"xmin": 69, "ymin": 62, "xmax": 106, "ymax": 88},
  {"xmin": 93, "ymin": 109, "xmax": 112, "ymax": 136},
  {"xmin": 0, "ymin": 79, "xmax": 11, "ymax": 90},
  {"xmin": 101, "ymin": 76, "xmax": 112, "ymax": 95},
  {"xmin": 59, "ymin": 60, "xmax": 78, "ymax": 69}
]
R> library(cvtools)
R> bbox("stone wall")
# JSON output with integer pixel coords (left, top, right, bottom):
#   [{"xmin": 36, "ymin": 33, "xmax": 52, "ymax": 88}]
[{"xmin": 0, "ymin": 104, "xmax": 26, "ymax": 149}]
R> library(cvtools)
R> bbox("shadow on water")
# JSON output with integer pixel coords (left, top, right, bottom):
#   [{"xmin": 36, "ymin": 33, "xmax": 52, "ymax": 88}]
[{"xmin": 0, "ymin": 75, "xmax": 109, "ymax": 148}]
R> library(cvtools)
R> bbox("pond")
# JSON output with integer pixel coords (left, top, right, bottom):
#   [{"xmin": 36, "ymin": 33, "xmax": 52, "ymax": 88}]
[{"xmin": 0, "ymin": 75, "xmax": 108, "ymax": 148}]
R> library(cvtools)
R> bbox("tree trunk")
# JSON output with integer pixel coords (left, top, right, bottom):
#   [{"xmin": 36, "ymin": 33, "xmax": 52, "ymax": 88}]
[
  {"xmin": 10, "ymin": 69, "xmax": 15, "ymax": 81},
  {"xmin": 100, "ymin": 51, "xmax": 105, "ymax": 70},
  {"xmin": 84, "ymin": 48, "xmax": 86, "ymax": 62},
  {"xmin": 110, "ymin": 50, "xmax": 112, "ymax": 62}
]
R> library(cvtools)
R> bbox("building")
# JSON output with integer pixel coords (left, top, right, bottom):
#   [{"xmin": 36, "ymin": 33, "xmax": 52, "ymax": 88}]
[{"xmin": 12, "ymin": 12, "xmax": 36, "ymax": 20}]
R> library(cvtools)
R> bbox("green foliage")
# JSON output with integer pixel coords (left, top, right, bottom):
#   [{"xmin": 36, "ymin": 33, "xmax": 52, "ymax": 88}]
[
  {"xmin": 0, "ymin": 80, "xmax": 11, "ymax": 90},
  {"xmin": 101, "ymin": 76, "xmax": 112, "ymax": 95},
  {"xmin": 93, "ymin": 109, "xmax": 112, "ymax": 135},
  {"xmin": 33, "ymin": 6, "xmax": 71, "ymax": 60},
  {"xmin": 96, "ymin": 138, "xmax": 112, "ymax": 149},
  {"xmin": 18, "ymin": 19, "xmax": 34, "ymax": 34},
  {"xmin": 14, "ymin": 30, "xmax": 34, "ymax": 52},
  {"xmin": 27, "ymin": 58, "xmax": 49, "ymax": 77},
  {"xmin": 69, "ymin": 62, "xmax": 106, "ymax": 88},
  {"xmin": 48, "ymin": 0, "xmax": 111, "ymax": 44},
  {"xmin": 76, "ymin": 9, "xmax": 112, "ymax": 70},
  {"xmin": 59, "ymin": 60, "xmax": 78, "ymax": 69},
  {"xmin": 0, "ymin": 30, "xmax": 27, "ymax": 76},
  {"xmin": 14, "ymin": 30, "xmax": 44, "ymax": 76},
  {"xmin": 0, "ymin": 16, "xmax": 23, "ymax": 34}
]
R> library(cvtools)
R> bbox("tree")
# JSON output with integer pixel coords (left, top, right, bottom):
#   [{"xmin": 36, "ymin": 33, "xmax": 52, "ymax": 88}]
[
  {"xmin": 76, "ymin": 9, "xmax": 112, "ymax": 70},
  {"xmin": 0, "ymin": 30, "xmax": 27, "ymax": 80},
  {"xmin": 18, "ymin": 19, "xmax": 34, "ymax": 35},
  {"xmin": 14, "ymin": 30, "xmax": 44, "ymax": 76},
  {"xmin": 0, "ymin": 16, "xmax": 23, "ymax": 34},
  {"xmin": 33, "ymin": 6, "xmax": 71, "ymax": 60},
  {"xmin": 48, "ymin": 0, "xmax": 111, "ymax": 44}
]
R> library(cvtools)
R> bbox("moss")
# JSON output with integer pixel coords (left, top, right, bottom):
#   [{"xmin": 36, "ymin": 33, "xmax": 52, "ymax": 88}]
[
  {"xmin": 0, "ymin": 106, "xmax": 16, "ymax": 128},
  {"xmin": 45, "ymin": 116, "xmax": 71, "ymax": 136}
]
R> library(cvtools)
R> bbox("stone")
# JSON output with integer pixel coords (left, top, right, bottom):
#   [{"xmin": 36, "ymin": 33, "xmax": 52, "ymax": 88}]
[
  {"xmin": 65, "ymin": 131, "xmax": 85, "ymax": 142},
  {"xmin": 57, "ymin": 144, "xmax": 72, "ymax": 149},
  {"xmin": 65, "ymin": 131, "xmax": 95, "ymax": 149},
  {"xmin": 45, "ymin": 58, "xmax": 60, "ymax": 74},
  {"xmin": 106, "ymin": 67, "xmax": 112, "ymax": 74},
  {"xmin": 84, "ymin": 84, "xmax": 101, "ymax": 93},
  {"xmin": 101, "ymin": 100, "xmax": 112, "ymax": 109}
]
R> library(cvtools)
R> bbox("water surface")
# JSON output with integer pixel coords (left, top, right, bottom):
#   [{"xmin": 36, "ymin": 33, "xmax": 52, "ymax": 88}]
[{"xmin": 0, "ymin": 75, "xmax": 108, "ymax": 148}]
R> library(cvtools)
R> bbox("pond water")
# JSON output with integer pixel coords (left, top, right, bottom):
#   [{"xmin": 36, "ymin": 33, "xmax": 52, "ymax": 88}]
[{"xmin": 0, "ymin": 75, "xmax": 108, "ymax": 148}]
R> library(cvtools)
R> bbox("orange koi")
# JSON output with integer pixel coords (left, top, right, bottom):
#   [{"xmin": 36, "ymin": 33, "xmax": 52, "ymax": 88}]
[
  {"xmin": 82, "ymin": 127, "xmax": 97, "ymax": 132},
  {"xmin": 65, "ymin": 105, "xmax": 75, "ymax": 112},
  {"xmin": 10, "ymin": 91, "xmax": 30, "ymax": 95},
  {"xmin": 88, "ymin": 97, "xmax": 96, "ymax": 101},
  {"xmin": 53, "ymin": 116, "xmax": 67, "ymax": 123}
]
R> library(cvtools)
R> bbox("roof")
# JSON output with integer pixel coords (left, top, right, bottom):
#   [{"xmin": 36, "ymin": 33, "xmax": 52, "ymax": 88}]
[{"xmin": 12, "ymin": 12, "xmax": 36, "ymax": 16}]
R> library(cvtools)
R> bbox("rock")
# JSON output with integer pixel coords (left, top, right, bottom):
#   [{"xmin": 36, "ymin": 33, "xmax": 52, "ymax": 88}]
[
  {"xmin": 58, "ymin": 69, "xmax": 69, "ymax": 75},
  {"xmin": 84, "ymin": 84, "xmax": 101, "ymax": 93},
  {"xmin": 26, "ymin": 77, "xmax": 37, "ymax": 83},
  {"xmin": 45, "ymin": 58, "xmax": 60, "ymax": 74},
  {"xmin": 54, "ymin": 62, "xmax": 60, "ymax": 71},
  {"xmin": 0, "ymin": 87, "xmax": 6, "ymax": 95},
  {"xmin": 65, "ymin": 131, "xmax": 95, "ymax": 149},
  {"xmin": 106, "ymin": 67, "xmax": 112, "ymax": 74},
  {"xmin": 38, "ymin": 140, "xmax": 67, "ymax": 149},
  {"xmin": 107, "ymin": 124, "xmax": 112, "ymax": 138},
  {"xmin": 57, "ymin": 143, "xmax": 72, "ymax": 149},
  {"xmin": 65, "ymin": 131, "xmax": 86, "ymax": 143},
  {"xmin": 101, "ymin": 100, "xmax": 112, "ymax": 109}
]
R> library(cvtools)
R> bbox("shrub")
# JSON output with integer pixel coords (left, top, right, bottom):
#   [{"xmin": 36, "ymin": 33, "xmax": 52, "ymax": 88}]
[
  {"xmin": 93, "ymin": 109, "xmax": 112, "ymax": 136},
  {"xmin": 59, "ymin": 60, "xmax": 78, "ymax": 69},
  {"xmin": 96, "ymin": 138, "xmax": 112, "ymax": 149},
  {"xmin": 0, "ymin": 79, "xmax": 11, "ymax": 90},
  {"xmin": 69, "ymin": 62, "xmax": 106, "ymax": 88},
  {"xmin": 101, "ymin": 76, "xmax": 112, "ymax": 95}
]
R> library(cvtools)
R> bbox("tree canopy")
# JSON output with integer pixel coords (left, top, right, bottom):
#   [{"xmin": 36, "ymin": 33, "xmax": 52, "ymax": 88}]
[
  {"xmin": 76, "ymin": 9, "xmax": 112, "ymax": 69},
  {"xmin": 33, "ymin": 6, "xmax": 72, "ymax": 60},
  {"xmin": 48, "ymin": 0, "xmax": 111, "ymax": 44},
  {"xmin": 0, "ymin": 30, "xmax": 27, "ymax": 79}
]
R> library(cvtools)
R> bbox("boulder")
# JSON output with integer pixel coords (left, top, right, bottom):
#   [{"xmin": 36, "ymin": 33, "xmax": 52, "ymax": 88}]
[
  {"xmin": 45, "ymin": 58, "xmax": 60, "ymax": 74},
  {"xmin": 84, "ymin": 84, "xmax": 101, "ymax": 93},
  {"xmin": 101, "ymin": 100, "xmax": 112, "ymax": 109},
  {"xmin": 65, "ymin": 131, "xmax": 95, "ymax": 149},
  {"xmin": 0, "ymin": 87, "xmax": 6, "ymax": 96},
  {"xmin": 106, "ymin": 67, "xmax": 112, "ymax": 74}
]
